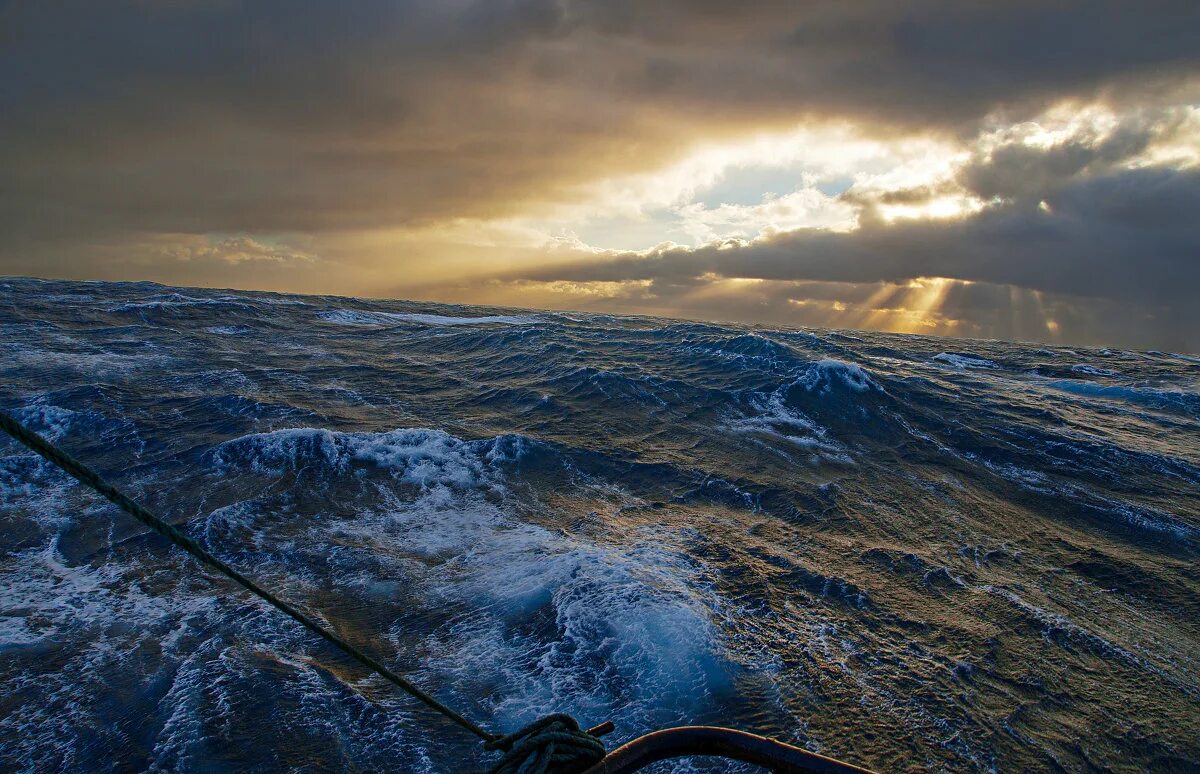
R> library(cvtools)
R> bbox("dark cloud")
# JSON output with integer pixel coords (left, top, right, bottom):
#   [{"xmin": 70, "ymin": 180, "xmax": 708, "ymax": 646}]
[
  {"xmin": 2, "ymin": 0, "xmax": 1198, "ymax": 242},
  {"xmin": 1, "ymin": 1, "xmax": 1197, "ymax": 348},
  {"xmin": 956, "ymin": 113, "xmax": 1181, "ymax": 202},
  {"xmin": 508, "ymin": 162, "xmax": 1200, "ymax": 348}
]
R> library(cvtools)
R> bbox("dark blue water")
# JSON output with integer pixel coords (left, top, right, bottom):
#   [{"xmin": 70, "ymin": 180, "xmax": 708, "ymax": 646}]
[{"xmin": 2, "ymin": 277, "xmax": 1198, "ymax": 772}]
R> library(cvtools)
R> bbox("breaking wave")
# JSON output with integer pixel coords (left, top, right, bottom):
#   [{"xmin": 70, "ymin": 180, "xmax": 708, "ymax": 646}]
[{"xmin": 317, "ymin": 309, "xmax": 538, "ymax": 327}]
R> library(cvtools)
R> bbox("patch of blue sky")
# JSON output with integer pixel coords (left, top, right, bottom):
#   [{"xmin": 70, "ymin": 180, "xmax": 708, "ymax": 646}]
[
  {"xmin": 694, "ymin": 165, "xmax": 806, "ymax": 207},
  {"xmin": 567, "ymin": 209, "xmax": 692, "ymax": 251},
  {"xmin": 816, "ymin": 176, "xmax": 855, "ymax": 197},
  {"xmin": 567, "ymin": 170, "xmax": 857, "ymax": 251}
]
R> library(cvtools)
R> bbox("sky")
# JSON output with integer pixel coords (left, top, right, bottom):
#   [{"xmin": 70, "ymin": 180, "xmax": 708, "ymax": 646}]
[{"xmin": 2, "ymin": 1, "xmax": 1199, "ymax": 350}]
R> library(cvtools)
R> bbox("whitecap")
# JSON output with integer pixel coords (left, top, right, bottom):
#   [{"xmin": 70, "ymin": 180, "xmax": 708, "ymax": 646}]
[
  {"xmin": 1071, "ymin": 364, "xmax": 1120, "ymax": 377},
  {"xmin": 795, "ymin": 359, "xmax": 882, "ymax": 394},
  {"xmin": 211, "ymin": 426, "xmax": 534, "ymax": 495},
  {"xmin": 723, "ymin": 390, "xmax": 850, "ymax": 462},
  {"xmin": 203, "ymin": 325, "xmax": 252, "ymax": 335},
  {"xmin": 110, "ymin": 293, "xmax": 252, "ymax": 312},
  {"xmin": 932, "ymin": 352, "xmax": 999, "ymax": 370},
  {"xmin": 389, "ymin": 312, "xmax": 537, "ymax": 326},
  {"xmin": 317, "ymin": 309, "xmax": 536, "ymax": 326}
]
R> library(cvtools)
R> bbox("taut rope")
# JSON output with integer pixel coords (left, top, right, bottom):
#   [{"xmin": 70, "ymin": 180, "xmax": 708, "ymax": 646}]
[{"xmin": 0, "ymin": 408, "xmax": 607, "ymax": 772}]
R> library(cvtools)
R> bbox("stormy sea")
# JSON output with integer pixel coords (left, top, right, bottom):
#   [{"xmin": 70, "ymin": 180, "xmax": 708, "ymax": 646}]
[{"xmin": 1, "ymin": 277, "xmax": 1197, "ymax": 773}]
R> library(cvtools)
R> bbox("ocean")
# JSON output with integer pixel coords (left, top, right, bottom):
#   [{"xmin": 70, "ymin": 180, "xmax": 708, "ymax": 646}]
[{"xmin": 2, "ymin": 277, "xmax": 1197, "ymax": 772}]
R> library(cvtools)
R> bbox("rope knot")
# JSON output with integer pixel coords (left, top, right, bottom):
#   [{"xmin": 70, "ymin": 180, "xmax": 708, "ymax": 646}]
[{"xmin": 485, "ymin": 714, "xmax": 607, "ymax": 774}]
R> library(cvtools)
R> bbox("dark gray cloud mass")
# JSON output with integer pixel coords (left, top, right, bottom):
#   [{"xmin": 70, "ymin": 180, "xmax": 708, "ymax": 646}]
[
  {"xmin": 1, "ymin": 1, "xmax": 1198, "ymax": 348},
  {"xmin": 3, "ymin": 0, "xmax": 1197, "ymax": 235},
  {"xmin": 518, "ymin": 164, "xmax": 1200, "ymax": 306},
  {"xmin": 516, "ymin": 114, "xmax": 1200, "ymax": 302},
  {"xmin": 502, "ymin": 120, "xmax": 1200, "ymax": 349}
]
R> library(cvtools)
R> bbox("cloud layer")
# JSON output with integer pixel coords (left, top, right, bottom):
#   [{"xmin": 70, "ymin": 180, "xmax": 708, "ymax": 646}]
[{"xmin": 2, "ymin": 1, "xmax": 1198, "ymax": 348}]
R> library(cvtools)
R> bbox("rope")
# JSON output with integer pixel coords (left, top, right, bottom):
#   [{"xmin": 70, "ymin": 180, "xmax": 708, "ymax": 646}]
[
  {"xmin": 0, "ymin": 407, "xmax": 609, "ymax": 770},
  {"xmin": 485, "ymin": 714, "xmax": 607, "ymax": 774},
  {"xmin": 0, "ymin": 408, "xmax": 492, "ymax": 742}
]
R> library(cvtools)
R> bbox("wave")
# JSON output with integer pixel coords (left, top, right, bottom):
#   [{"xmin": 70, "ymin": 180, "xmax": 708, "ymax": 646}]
[
  {"xmin": 204, "ymin": 325, "xmax": 253, "ymax": 335},
  {"xmin": 794, "ymin": 359, "xmax": 883, "ymax": 394},
  {"xmin": 111, "ymin": 293, "xmax": 257, "ymax": 313},
  {"xmin": 932, "ymin": 352, "xmax": 999, "ymax": 370},
  {"xmin": 1071, "ymin": 363, "xmax": 1121, "ymax": 377},
  {"xmin": 1042, "ymin": 379, "xmax": 1200, "ymax": 415},
  {"xmin": 207, "ymin": 424, "xmax": 740, "ymax": 736},
  {"xmin": 678, "ymin": 333, "xmax": 801, "ymax": 372},
  {"xmin": 211, "ymin": 425, "xmax": 527, "ymax": 488},
  {"xmin": 316, "ymin": 309, "xmax": 537, "ymax": 326},
  {"xmin": 723, "ymin": 389, "xmax": 851, "ymax": 463}
]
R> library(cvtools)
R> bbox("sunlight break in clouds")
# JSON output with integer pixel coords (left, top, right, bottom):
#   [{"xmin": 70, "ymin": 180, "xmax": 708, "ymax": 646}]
[
  {"xmin": 538, "ymin": 125, "xmax": 970, "ymax": 248},
  {"xmin": 2, "ymin": 2, "xmax": 1198, "ymax": 349},
  {"xmin": 464, "ymin": 100, "xmax": 1200, "ymax": 349}
]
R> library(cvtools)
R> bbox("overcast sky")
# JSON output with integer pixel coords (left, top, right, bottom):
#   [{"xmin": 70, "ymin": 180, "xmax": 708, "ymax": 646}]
[{"xmin": 3, "ymin": 1, "xmax": 1199, "ymax": 349}]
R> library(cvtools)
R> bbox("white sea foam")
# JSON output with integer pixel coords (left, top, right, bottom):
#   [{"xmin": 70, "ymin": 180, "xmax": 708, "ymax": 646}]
[
  {"xmin": 440, "ymin": 532, "xmax": 731, "ymax": 733},
  {"xmin": 0, "ymin": 539, "xmax": 225, "ymax": 770},
  {"xmin": 1071, "ymin": 363, "xmax": 1120, "ymax": 377},
  {"xmin": 203, "ymin": 325, "xmax": 252, "ymax": 335},
  {"xmin": 4, "ymin": 347, "xmax": 170, "ymax": 378},
  {"xmin": 391, "ymin": 312, "xmax": 537, "ymax": 326},
  {"xmin": 724, "ymin": 390, "xmax": 850, "ymax": 462},
  {"xmin": 208, "ymin": 424, "xmax": 736, "ymax": 734},
  {"xmin": 0, "ymin": 615, "xmax": 46, "ymax": 647},
  {"xmin": 314, "ymin": 310, "xmax": 398, "ymax": 326},
  {"xmin": 933, "ymin": 352, "xmax": 999, "ymax": 370},
  {"xmin": 796, "ymin": 359, "xmax": 882, "ymax": 394},
  {"xmin": 111, "ymin": 293, "xmax": 252, "ymax": 312},
  {"xmin": 317, "ymin": 309, "xmax": 536, "ymax": 327},
  {"xmin": 10, "ymin": 404, "xmax": 78, "ymax": 442},
  {"xmin": 212, "ymin": 426, "xmax": 523, "ymax": 488}
]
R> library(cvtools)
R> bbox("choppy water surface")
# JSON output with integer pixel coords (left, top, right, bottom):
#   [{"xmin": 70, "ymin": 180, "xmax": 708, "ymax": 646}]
[{"xmin": 2, "ymin": 277, "xmax": 1198, "ymax": 772}]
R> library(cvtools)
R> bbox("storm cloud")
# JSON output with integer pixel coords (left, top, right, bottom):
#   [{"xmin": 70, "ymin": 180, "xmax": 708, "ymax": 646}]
[
  {"xmin": 520, "ymin": 167, "xmax": 1200, "ymax": 305},
  {"xmin": 1, "ymin": 1, "xmax": 1198, "ymax": 348}
]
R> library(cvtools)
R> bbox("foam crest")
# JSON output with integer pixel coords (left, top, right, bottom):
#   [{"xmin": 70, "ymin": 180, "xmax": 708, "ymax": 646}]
[
  {"xmin": 795, "ymin": 359, "xmax": 882, "ymax": 394},
  {"xmin": 9, "ymin": 403, "xmax": 79, "ymax": 442},
  {"xmin": 679, "ymin": 333, "xmax": 798, "ymax": 371},
  {"xmin": 212, "ymin": 426, "xmax": 527, "ymax": 487},
  {"xmin": 111, "ymin": 293, "xmax": 253, "ymax": 312},
  {"xmin": 317, "ymin": 309, "xmax": 536, "ymax": 326},
  {"xmin": 211, "ymin": 427, "xmax": 737, "ymax": 734},
  {"xmin": 1071, "ymin": 363, "xmax": 1120, "ymax": 377},
  {"xmin": 933, "ymin": 352, "xmax": 999, "ymax": 370},
  {"xmin": 203, "ymin": 325, "xmax": 252, "ymax": 335},
  {"xmin": 724, "ymin": 389, "xmax": 850, "ymax": 462},
  {"xmin": 418, "ymin": 522, "xmax": 733, "ymax": 734}
]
